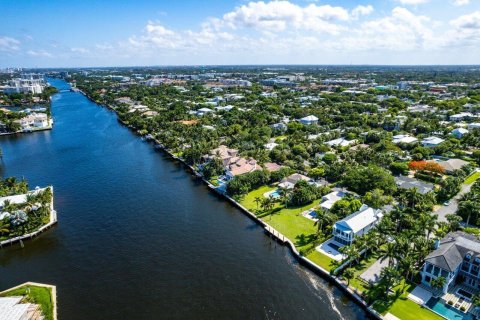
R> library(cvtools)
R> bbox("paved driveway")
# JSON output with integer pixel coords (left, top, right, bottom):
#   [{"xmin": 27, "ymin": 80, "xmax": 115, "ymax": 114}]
[{"xmin": 434, "ymin": 183, "xmax": 472, "ymax": 222}]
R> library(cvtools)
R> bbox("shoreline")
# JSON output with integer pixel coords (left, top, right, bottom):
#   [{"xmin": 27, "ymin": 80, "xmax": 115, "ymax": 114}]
[
  {"xmin": 0, "ymin": 186, "xmax": 57, "ymax": 248},
  {"xmin": 0, "ymin": 281, "xmax": 58, "ymax": 320},
  {"xmin": 77, "ymin": 87, "xmax": 382, "ymax": 319},
  {"xmin": 0, "ymin": 125, "xmax": 53, "ymax": 136}
]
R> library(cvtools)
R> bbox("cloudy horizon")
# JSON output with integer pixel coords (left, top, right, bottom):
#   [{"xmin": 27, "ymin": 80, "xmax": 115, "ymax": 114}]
[{"xmin": 1, "ymin": 0, "xmax": 480, "ymax": 67}]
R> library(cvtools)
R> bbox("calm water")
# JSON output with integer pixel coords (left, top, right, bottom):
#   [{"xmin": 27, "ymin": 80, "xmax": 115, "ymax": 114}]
[{"xmin": 0, "ymin": 78, "xmax": 366, "ymax": 320}]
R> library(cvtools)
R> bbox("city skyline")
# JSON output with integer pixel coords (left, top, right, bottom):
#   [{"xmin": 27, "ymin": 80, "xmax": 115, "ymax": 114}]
[{"xmin": 1, "ymin": 0, "xmax": 480, "ymax": 67}]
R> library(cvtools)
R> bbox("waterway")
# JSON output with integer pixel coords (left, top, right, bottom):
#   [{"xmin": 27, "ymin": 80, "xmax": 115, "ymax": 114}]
[{"xmin": 0, "ymin": 78, "xmax": 367, "ymax": 319}]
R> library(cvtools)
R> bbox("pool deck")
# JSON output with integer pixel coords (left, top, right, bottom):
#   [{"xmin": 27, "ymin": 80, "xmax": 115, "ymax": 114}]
[{"xmin": 316, "ymin": 238, "xmax": 346, "ymax": 261}]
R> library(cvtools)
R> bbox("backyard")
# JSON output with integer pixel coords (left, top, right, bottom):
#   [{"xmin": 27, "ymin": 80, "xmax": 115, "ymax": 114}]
[
  {"xmin": 0, "ymin": 284, "xmax": 54, "ymax": 320},
  {"xmin": 373, "ymin": 283, "xmax": 443, "ymax": 320},
  {"xmin": 239, "ymin": 185, "xmax": 337, "ymax": 270}
]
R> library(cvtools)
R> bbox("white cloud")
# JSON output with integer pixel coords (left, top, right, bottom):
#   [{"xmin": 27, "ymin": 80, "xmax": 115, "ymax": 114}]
[
  {"xmin": 17, "ymin": 0, "xmax": 476, "ymax": 66},
  {"xmin": 221, "ymin": 1, "xmax": 349, "ymax": 34},
  {"xmin": 127, "ymin": 21, "xmax": 182, "ymax": 49},
  {"xmin": 397, "ymin": 0, "xmax": 430, "ymax": 5},
  {"xmin": 444, "ymin": 11, "xmax": 480, "ymax": 46},
  {"xmin": 71, "ymin": 47, "xmax": 89, "ymax": 54},
  {"xmin": 340, "ymin": 7, "xmax": 434, "ymax": 51},
  {"xmin": 0, "ymin": 36, "xmax": 20, "ymax": 52},
  {"xmin": 452, "ymin": 0, "xmax": 469, "ymax": 5},
  {"xmin": 351, "ymin": 5, "xmax": 374, "ymax": 19},
  {"xmin": 27, "ymin": 49, "xmax": 53, "ymax": 58}
]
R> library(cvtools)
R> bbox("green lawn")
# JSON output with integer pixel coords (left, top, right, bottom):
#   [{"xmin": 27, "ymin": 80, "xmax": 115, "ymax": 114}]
[
  {"xmin": 465, "ymin": 171, "xmax": 480, "ymax": 185},
  {"xmin": 306, "ymin": 250, "xmax": 338, "ymax": 271},
  {"xmin": 239, "ymin": 185, "xmax": 278, "ymax": 212},
  {"xmin": 389, "ymin": 297, "xmax": 442, "ymax": 320},
  {"xmin": 372, "ymin": 283, "xmax": 442, "ymax": 320},
  {"xmin": 240, "ymin": 186, "xmax": 335, "ymax": 266},
  {"xmin": 0, "ymin": 285, "xmax": 54, "ymax": 320},
  {"xmin": 347, "ymin": 251, "xmax": 382, "ymax": 293}
]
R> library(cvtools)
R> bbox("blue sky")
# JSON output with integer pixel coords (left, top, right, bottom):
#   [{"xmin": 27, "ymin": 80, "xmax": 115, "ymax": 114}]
[{"xmin": 1, "ymin": 0, "xmax": 479, "ymax": 67}]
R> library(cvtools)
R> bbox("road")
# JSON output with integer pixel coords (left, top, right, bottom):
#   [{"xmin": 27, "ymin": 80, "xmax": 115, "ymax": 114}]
[{"xmin": 434, "ymin": 182, "xmax": 473, "ymax": 222}]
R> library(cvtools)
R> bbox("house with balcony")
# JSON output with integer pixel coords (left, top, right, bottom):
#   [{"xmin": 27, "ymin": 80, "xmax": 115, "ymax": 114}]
[
  {"xmin": 421, "ymin": 231, "xmax": 480, "ymax": 294},
  {"xmin": 332, "ymin": 205, "xmax": 383, "ymax": 246}
]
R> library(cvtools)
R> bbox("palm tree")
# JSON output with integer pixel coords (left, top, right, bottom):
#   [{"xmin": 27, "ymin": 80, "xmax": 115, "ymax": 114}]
[
  {"xmin": 446, "ymin": 214, "xmax": 462, "ymax": 232},
  {"xmin": 341, "ymin": 244, "xmax": 360, "ymax": 267},
  {"xmin": 379, "ymin": 266, "xmax": 401, "ymax": 296},
  {"xmin": 343, "ymin": 268, "xmax": 355, "ymax": 286},
  {"xmin": 399, "ymin": 254, "xmax": 417, "ymax": 291},
  {"xmin": 380, "ymin": 242, "xmax": 397, "ymax": 267},
  {"xmin": 431, "ymin": 276, "xmax": 446, "ymax": 292},
  {"xmin": 419, "ymin": 212, "xmax": 437, "ymax": 239},
  {"xmin": 0, "ymin": 219, "xmax": 10, "ymax": 236},
  {"xmin": 472, "ymin": 294, "xmax": 480, "ymax": 310},
  {"xmin": 254, "ymin": 197, "xmax": 262, "ymax": 210},
  {"xmin": 261, "ymin": 197, "xmax": 275, "ymax": 218},
  {"xmin": 313, "ymin": 209, "xmax": 336, "ymax": 235},
  {"xmin": 406, "ymin": 188, "xmax": 421, "ymax": 210},
  {"xmin": 413, "ymin": 236, "xmax": 432, "ymax": 267},
  {"xmin": 278, "ymin": 187, "xmax": 291, "ymax": 208},
  {"xmin": 458, "ymin": 200, "xmax": 480, "ymax": 225}
]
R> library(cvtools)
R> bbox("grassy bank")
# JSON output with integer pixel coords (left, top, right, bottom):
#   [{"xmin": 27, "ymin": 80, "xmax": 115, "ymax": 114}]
[{"xmin": 0, "ymin": 284, "xmax": 54, "ymax": 320}]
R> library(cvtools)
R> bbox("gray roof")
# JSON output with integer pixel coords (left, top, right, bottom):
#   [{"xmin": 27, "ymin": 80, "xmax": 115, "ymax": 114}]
[
  {"xmin": 438, "ymin": 159, "xmax": 469, "ymax": 172},
  {"xmin": 394, "ymin": 176, "xmax": 434, "ymax": 195},
  {"xmin": 425, "ymin": 231, "xmax": 480, "ymax": 272}
]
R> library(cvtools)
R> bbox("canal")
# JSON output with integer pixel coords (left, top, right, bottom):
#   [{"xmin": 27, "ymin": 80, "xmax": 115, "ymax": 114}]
[{"xmin": 0, "ymin": 78, "xmax": 367, "ymax": 319}]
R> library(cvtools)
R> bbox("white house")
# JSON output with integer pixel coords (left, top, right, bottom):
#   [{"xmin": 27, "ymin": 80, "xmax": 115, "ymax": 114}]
[
  {"xmin": 326, "ymin": 138, "xmax": 357, "ymax": 148},
  {"xmin": 332, "ymin": 205, "xmax": 383, "ymax": 246},
  {"xmin": 450, "ymin": 112, "xmax": 473, "ymax": 122},
  {"xmin": 468, "ymin": 123, "xmax": 480, "ymax": 130},
  {"xmin": 15, "ymin": 113, "xmax": 50, "ymax": 131},
  {"xmin": 194, "ymin": 108, "xmax": 214, "ymax": 116},
  {"xmin": 451, "ymin": 128, "xmax": 469, "ymax": 138},
  {"xmin": 392, "ymin": 134, "xmax": 418, "ymax": 145},
  {"xmin": 320, "ymin": 191, "xmax": 346, "ymax": 211},
  {"xmin": 421, "ymin": 136, "xmax": 445, "ymax": 148},
  {"xmin": 264, "ymin": 142, "xmax": 278, "ymax": 151},
  {"xmin": 299, "ymin": 115, "xmax": 318, "ymax": 126}
]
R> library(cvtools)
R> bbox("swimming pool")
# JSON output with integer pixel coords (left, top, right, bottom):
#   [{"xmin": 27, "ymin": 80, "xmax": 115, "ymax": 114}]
[
  {"xmin": 269, "ymin": 190, "xmax": 281, "ymax": 198},
  {"xmin": 426, "ymin": 298, "xmax": 473, "ymax": 320}
]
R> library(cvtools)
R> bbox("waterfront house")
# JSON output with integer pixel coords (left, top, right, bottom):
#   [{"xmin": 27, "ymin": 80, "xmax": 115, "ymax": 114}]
[
  {"xmin": 205, "ymin": 145, "xmax": 259, "ymax": 179},
  {"xmin": 15, "ymin": 113, "xmax": 49, "ymax": 131},
  {"xmin": 279, "ymin": 173, "xmax": 311, "ymax": 189},
  {"xmin": 332, "ymin": 205, "xmax": 383, "ymax": 246},
  {"xmin": 225, "ymin": 157, "xmax": 259, "ymax": 179},
  {"xmin": 299, "ymin": 115, "xmax": 318, "ymax": 126},
  {"xmin": 0, "ymin": 296, "xmax": 44, "ymax": 320},
  {"xmin": 206, "ymin": 145, "xmax": 239, "ymax": 167},
  {"xmin": 421, "ymin": 136, "xmax": 445, "ymax": 148},
  {"xmin": 421, "ymin": 231, "xmax": 480, "ymax": 294}
]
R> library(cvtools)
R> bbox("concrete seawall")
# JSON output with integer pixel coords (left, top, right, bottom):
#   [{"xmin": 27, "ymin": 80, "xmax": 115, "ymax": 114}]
[
  {"xmin": 80, "ymin": 89, "xmax": 383, "ymax": 320},
  {"xmin": 0, "ymin": 187, "xmax": 57, "ymax": 248}
]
